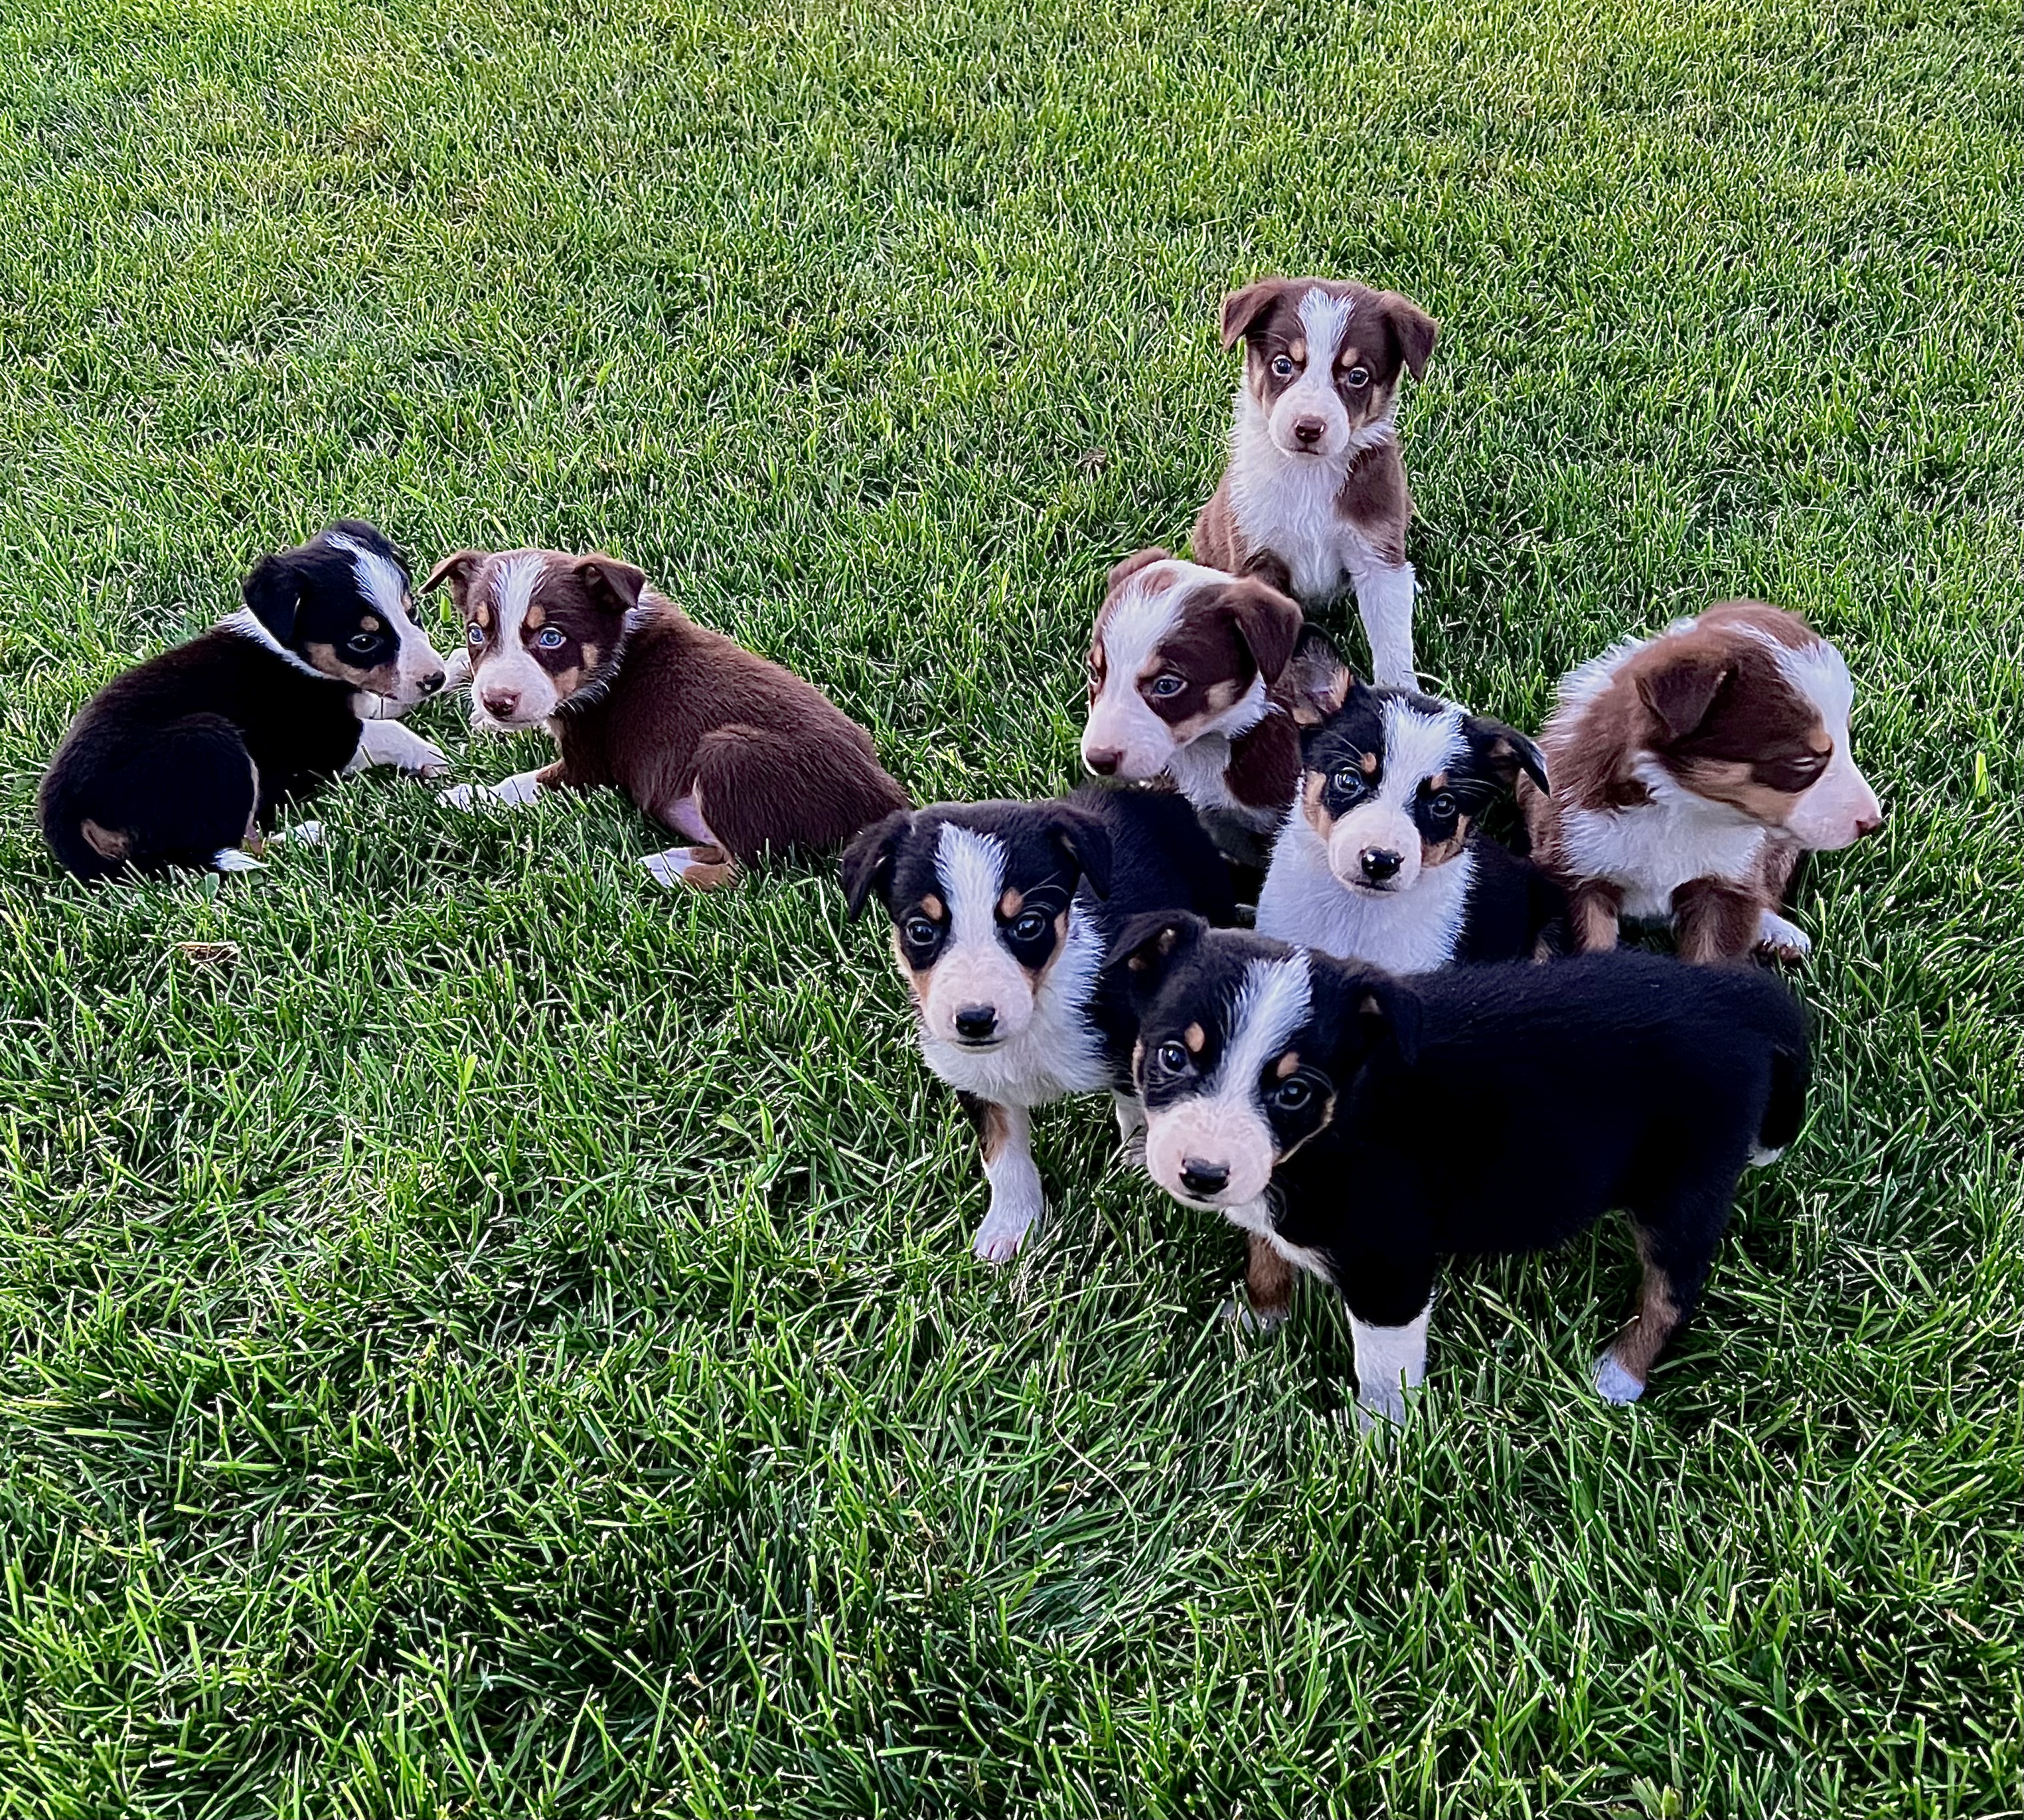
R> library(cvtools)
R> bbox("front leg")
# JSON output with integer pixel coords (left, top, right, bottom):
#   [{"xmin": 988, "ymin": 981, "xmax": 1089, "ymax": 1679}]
[
  {"xmin": 1112, "ymin": 1091, "xmax": 1147, "ymax": 1165},
  {"xmin": 957, "ymin": 1092, "xmax": 1042, "ymax": 1264},
  {"xmin": 1349, "ymin": 1296, "xmax": 1434, "ymax": 1430},
  {"xmin": 1351, "ymin": 560, "xmax": 1417, "ymax": 689},
  {"xmin": 347, "ymin": 719, "xmax": 451, "ymax": 776},
  {"xmin": 1672, "ymin": 876, "xmax": 1762, "ymax": 966},
  {"xmin": 440, "ymin": 762, "xmax": 564, "ymax": 811},
  {"xmin": 1569, "ymin": 880, "xmax": 1624, "ymax": 953}
]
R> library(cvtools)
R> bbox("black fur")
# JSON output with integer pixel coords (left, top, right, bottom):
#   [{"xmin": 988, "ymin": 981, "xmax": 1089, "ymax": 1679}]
[{"xmin": 38, "ymin": 522, "xmax": 435, "ymax": 882}]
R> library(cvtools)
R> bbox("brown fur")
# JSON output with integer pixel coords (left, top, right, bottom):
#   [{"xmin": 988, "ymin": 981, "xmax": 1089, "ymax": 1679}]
[{"xmin": 1243, "ymin": 1234, "xmax": 1295, "ymax": 1324}]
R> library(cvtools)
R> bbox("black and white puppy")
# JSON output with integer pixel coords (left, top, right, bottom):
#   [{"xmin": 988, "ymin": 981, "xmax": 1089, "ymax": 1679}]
[
  {"xmin": 1255, "ymin": 637, "xmax": 1564, "ymax": 971},
  {"xmin": 38, "ymin": 522, "xmax": 451, "ymax": 882},
  {"xmin": 843, "ymin": 788, "xmax": 1235, "ymax": 1262},
  {"xmin": 1114, "ymin": 920, "xmax": 1808, "ymax": 1422}
]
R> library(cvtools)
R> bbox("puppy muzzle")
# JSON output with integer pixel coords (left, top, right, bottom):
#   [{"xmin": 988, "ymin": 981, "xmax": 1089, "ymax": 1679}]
[
  {"xmin": 919, "ymin": 946, "xmax": 1035, "ymax": 1049},
  {"xmin": 1326, "ymin": 805, "xmax": 1423, "ymax": 896},
  {"xmin": 1142, "ymin": 1102, "xmax": 1277, "ymax": 1209},
  {"xmin": 1081, "ymin": 700, "xmax": 1176, "ymax": 782}
]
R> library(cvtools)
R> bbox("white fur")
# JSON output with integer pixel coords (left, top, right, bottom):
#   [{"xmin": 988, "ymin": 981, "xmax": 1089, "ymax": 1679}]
[
  {"xmin": 1758, "ymin": 908, "xmax": 1812, "ymax": 959},
  {"xmin": 1773, "ymin": 639, "xmax": 1881, "ymax": 848},
  {"xmin": 1219, "ymin": 1191, "xmax": 1335, "ymax": 1283},
  {"xmin": 1351, "ymin": 1301, "xmax": 1433, "ymax": 1426},
  {"xmin": 641, "ymin": 847, "xmax": 732, "ymax": 888},
  {"xmin": 325, "ymin": 531, "xmax": 444, "ymax": 705},
  {"xmin": 347, "ymin": 719, "xmax": 449, "ymax": 776},
  {"xmin": 441, "ymin": 768, "xmax": 546, "ymax": 811},
  {"xmin": 220, "ymin": 607, "xmax": 326, "ymax": 683},
  {"xmin": 469, "ymin": 555, "xmax": 558, "ymax": 728},
  {"xmin": 208, "ymin": 847, "xmax": 267, "ymax": 873},
  {"xmin": 1560, "ymin": 765, "xmax": 1770, "ymax": 922},
  {"xmin": 1592, "ymin": 1354, "xmax": 1644, "ymax": 1406},
  {"xmin": 974, "ymin": 1102, "xmax": 1043, "ymax": 1262}
]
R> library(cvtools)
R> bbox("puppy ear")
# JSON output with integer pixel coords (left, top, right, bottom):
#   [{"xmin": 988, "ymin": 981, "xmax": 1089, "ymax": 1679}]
[
  {"xmin": 840, "ymin": 810, "xmax": 911, "ymax": 920},
  {"xmin": 242, "ymin": 554, "xmax": 300, "ymax": 645},
  {"xmin": 1352, "ymin": 976, "xmax": 1423, "ymax": 1069},
  {"xmin": 1282, "ymin": 625, "xmax": 1354, "ymax": 727},
  {"xmin": 1469, "ymin": 717, "xmax": 1550, "ymax": 795},
  {"xmin": 1636, "ymin": 647, "xmax": 1732, "ymax": 744},
  {"xmin": 1379, "ymin": 291, "xmax": 1438, "ymax": 380},
  {"xmin": 1046, "ymin": 807, "xmax": 1114, "ymax": 898},
  {"xmin": 421, "ymin": 550, "xmax": 486, "ymax": 607},
  {"xmin": 576, "ymin": 556, "xmax": 647, "ymax": 612},
  {"xmin": 1107, "ymin": 547, "xmax": 1171, "ymax": 594},
  {"xmin": 1110, "ymin": 910, "xmax": 1206, "ymax": 996},
  {"xmin": 1220, "ymin": 279, "xmax": 1287, "ymax": 351},
  {"xmin": 1217, "ymin": 577, "xmax": 1305, "ymax": 685}
]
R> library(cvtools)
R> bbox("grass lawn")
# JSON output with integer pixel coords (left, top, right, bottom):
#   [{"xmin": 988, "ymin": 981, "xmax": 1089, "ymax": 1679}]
[{"xmin": 3, "ymin": 0, "xmax": 2022, "ymax": 1811}]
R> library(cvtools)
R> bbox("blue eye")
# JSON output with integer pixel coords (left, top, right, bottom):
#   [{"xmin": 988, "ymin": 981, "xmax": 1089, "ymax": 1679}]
[
  {"xmin": 536, "ymin": 628, "xmax": 566, "ymax": 650},
  {"xmin": 467, "ymin": 624, "xmax": 487, "ymax": 646},
  {"xmin": 1148, "ymin": 675, "xmax": 1186, "ymax": 700}
]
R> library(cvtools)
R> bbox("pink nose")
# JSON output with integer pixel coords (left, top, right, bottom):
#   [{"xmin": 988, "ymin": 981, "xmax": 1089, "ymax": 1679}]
[
  {"xmin": 1085, "ymin": 747, "xmax": 1122, "ymax": 776},
  {"xmin": 1855, "ymin": 808, "xmax": 1885, "ymax": 838},
  {"xmin": 482, "ymin": 689, "xmax": 520, "ymax": 718},
  {"xmin": 1292, "ymin": 416, "xmax": 1326, "ymax": 446}
]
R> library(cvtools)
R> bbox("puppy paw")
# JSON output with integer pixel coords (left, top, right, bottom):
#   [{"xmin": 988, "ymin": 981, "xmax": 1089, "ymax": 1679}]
[
  {"xmin": 1217, "ymin": 1295, "xmax": 1288, "ymax": 1337},
  {"xmin": 641, "ymin": 845, "xmax": 737, "ymax": 890},
  {"xmin": 439, "ymin": 783, "xmax": 485, "ymax": 812},
  {"xmin": 1354, "ymin": 1393, "xmax": 1407, "ymax": 1436},
  {"xmin": 273, "ymin": 821, "xmax": 323, "ymax": 847},
  {"xmin": 209, "ymin": 847, "xmax": 267, "ymax": 874},
  {"xmin": 971, "ymin": 1208, "xmax": 1037, "ymax": 1264},
  {"xmin": 1756, "ymin": 910, "xmax": 1812, "ymax": 963},
  {"xmin": 1592, "ymin": 1353, "xmax": 1646, "ymax": 1406}
]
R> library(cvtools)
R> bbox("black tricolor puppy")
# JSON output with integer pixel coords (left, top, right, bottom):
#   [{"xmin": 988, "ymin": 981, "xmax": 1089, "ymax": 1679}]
[
  {"xmin": 843, "ymin": 788, "xmax": 1235, "ymax": 1262},
  {"xmin": 1113, "ymin": 918, "xmax": 1808, "ymax": 1420},
  {"xmin": 1255, "ymin": 635, "xmax": 1566, "ymax": 971},
  {"xmin": 39, "ymin": 521, "xmax": 451, "ymax": 882}
]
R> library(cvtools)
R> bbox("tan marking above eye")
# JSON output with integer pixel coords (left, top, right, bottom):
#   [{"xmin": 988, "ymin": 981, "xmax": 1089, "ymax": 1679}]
[
  {"xmin": 474, "ymin": 603, "xmax": 492, "ymax": 630},
  {"xmin": 360, "ymin": 614, "xmax": 382, "ymax": 633},
  {"xmin": 1428, "ymin": 770, "xmax": 1449, "ymax": 791},
  {"xmin": 1184, "ymin": 1023, "xmax": 1206, "ymax": 1054},
  {"xmin": 1274, "ymin": 1051, "xmax": 1300, "ymax": 1079},
  {"xmin": 1360, "ymin": 751, "xmax": 1379, "ymax": 776},
  {"xmin": 1288, "ymin": 338, "xmax": 1307, "ymax": 363},
  {"xmin": 579, "ymin": 642, "xmax": 601, "ymax": 671},
  {"xmin": 999, "ymin": 888, "xmax": 1024, "ymax": 918},
  {"xmin": 1336, "ymin": 346, "xmax": 1365, "ymax": 371},
  {"xmin": 524, "ymin": 602, "xmax": 546, "ymax": 631},
  {"xmin": 919, "ymin": 894, "xmax": 943, "ymax": 920}
]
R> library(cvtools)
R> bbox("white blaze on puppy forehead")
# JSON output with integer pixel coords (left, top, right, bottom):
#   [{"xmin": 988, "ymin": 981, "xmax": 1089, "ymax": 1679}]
[
  {"xmin": 326, "ymin": 531, "xmax": 411, "ymax": 625},
  {"xmin": 1296, "ymin": 287, "xmax": 1355, "ymax": 369},
  {"xmin": 1371, "ymin": 697, "xmax": 1466, "ymax": 809},
  {"xmin": 489, "ymin": 554, "xmax": 546, "ymax": 639},
  {"xmin": 1215, "ymin": 949, "xmax": 1314, "ymax": 1099},
  {"xmin": 935, "ymin": 821, "xmax": 1008, "ymax": 948}
]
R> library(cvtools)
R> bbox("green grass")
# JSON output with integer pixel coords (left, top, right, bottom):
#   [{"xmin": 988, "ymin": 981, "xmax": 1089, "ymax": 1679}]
[{"xmin": 1, "ymin": 0, "xmax": 2021, "ymax": 1810}]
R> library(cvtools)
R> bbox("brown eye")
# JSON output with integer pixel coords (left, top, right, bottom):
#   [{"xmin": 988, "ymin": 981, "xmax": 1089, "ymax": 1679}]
[
  {"xmin": 1344, "ymin": 365, "xmax": 1371, "ymax": 388},
  {"xmin": 1269, "ymin": 353, "xmax": 1298, "ymax": 380}
]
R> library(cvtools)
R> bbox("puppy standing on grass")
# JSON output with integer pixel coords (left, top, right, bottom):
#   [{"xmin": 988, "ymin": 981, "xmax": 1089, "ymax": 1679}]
[
  {"xmin": 1114, "ymin": 918, "xmax": 1809, "ymax": 1424},
  {"xmin": 842, "ymin": 789, "xmax": 1234, "ymax": 1262},
  {"xmin": 426, "ymin": 548, "xmax": 907, "ymax": 885},
  {"xmin": 39, "ymin": 521, "xmax": 451, "ymax": 882},
  {"xmin": 1192, "ymin": 278, "xmax": 1437, "ymax": 689}
]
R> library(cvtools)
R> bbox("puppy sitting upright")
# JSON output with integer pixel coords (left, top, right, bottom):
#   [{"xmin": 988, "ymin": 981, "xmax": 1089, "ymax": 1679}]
[
  {"xmin": 1116, "ymin": 920, "xmax": 1809, "ymax": 1422},
  {"xmin": 1079, "ymin": 548, "xmax": 1306, "ymax": 867},
  {"xmin": 1192, "ymin": 278, "xmax": 1437, "ymax": 689},
  {"xmin": 39, "ymin": 521, "xmax": 451, "ymax": 882},
  {"xmin": 428, "ymin": 548, "xmax": 907, "ymax": 885},
  {"xmin": 842, "ymin": 789, "xmax": 1234, "ymax": 1262},
  {"xmin": 1255, "ymin": 634, "xmax": 1565, "ymax": 972},
  {"xmin": 1523, "ymin": 601, "xmax": 1884, "ymax": 963}
]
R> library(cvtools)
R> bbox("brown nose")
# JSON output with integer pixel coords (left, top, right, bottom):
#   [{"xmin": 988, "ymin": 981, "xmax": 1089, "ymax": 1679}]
[
  {"xmin": 1085, "ymin": 747, "xmax": 1122, "ymax": 776},
  {"xmin": 1292, "ymin": 416, "xmax": 1326, "ymax": 447},
  {"xmin": 482, "ymin": 688, "xmax": 520, "ymax": 718},
  {"xmin": 1855, "ymin": 809, "xmax": 1885, "ymax": 837}
]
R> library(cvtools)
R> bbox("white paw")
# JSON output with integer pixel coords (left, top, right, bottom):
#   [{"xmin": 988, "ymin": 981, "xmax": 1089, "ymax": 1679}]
[
  {"xmin": 1756, "ymin": 910, "xmax": 1812, "ymax": 962},
  {"xmin": 1354, "ymin": 1391, "xmax": 1407, "ymax": 1436},
  {"xmin": 1217, "ymin": 1296, "xmax": 1288, "ymax": 1336},
  {"xmin": 971, "ymin": 1206, "xmax": 1037, "ymax": 1263},
  {"xmin": 439, "ymin": 783, "xmax": 485, "ymax": 812},
  {"xmin": 490, "ymin": 770, "xmax": 546, "ymax": 807},
  {"xmin": 1593, "ymin": 1353, "xmax": 1646, "ymax": 1405},
  {"xmin": 279, "ymin": 821, "xmax": 323, "ymax": 847},
  {"xmin": 209, "ymin": 847, "xmax": 267, "ymax": 874},
  {"xmin": 1747, "ymin": 1143, "xmax": 1786, "ymax": 1169}
]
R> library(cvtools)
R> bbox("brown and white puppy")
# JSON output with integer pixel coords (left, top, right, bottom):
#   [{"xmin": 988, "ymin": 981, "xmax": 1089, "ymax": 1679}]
[
  {"xmin": 1192, "ymin": 278, "xmax": 1437, "ymax": 690},
  {"xmin": 1523, "ymin": 601, "xmax": 1884, "ymax": 964},
  {"xmin": 426, "ymin": 548, "xmax": 907, "ymax": 884},
  {"xmin": 1079, "ymin": 548, "xmax": 1307, "ymax": 866}
]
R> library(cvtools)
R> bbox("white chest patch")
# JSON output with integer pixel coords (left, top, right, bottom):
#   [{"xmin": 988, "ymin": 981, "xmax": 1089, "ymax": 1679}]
[
  {"xmin": 1559, "ymin": 768, "xmax": 1769, "ymax": 921},
  {"xmin": 1225, "ymin": 398, "xmax": 1398, "ymax": 602}
]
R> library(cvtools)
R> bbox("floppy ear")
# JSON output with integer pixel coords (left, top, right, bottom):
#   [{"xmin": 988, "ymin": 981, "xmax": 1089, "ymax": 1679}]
[
  {"xmin": 1109, "ymin": 910, "xmax": 1206, "ymax": 1001},
  {"xmin": 1379, "ymin": 291, "xmax": 1438, "ymax": 380},
  {"xmin": 242, "ymin": 554, "xmax": 301, "ymax": 644},
  {"xmin": 1352, "ymin": 975, "xmax": 1423, "ymax": 1070},
  {"xmin": 1046, "ymin": 807, "xmax": 1114, "ymax": 898},
  {"xmin": 421, "ymin": 550, "xmax": 486, "ymax": 608},
  {"xmin": 1636, "ymin": 647, "xmax": 1732, "ymax": 744},
  {"xmin": 1218, "ymin": 578, "xmax": 1306, "ymax": 685},
  {"xmin": 1107, "ymin": 547, "xmax": 1171, "ymax": 594},
  {"xmin": 577, "ymin": 556, "xmax": 647, "ymax": 613},
  {"xmin": 1281, "ymin": 625, "xmax": 1354, "ymax": 727},
  {"xmin": 1468, "ymin": 716, "xmax": 1550, "ymax": 795},
  {"xmin": 840, "ymin": 810, "xmax": 911, "ymax": 920},
  {"xmin": 1220, "ymin": 279, "xmax": 1288, "ymax": 351}
]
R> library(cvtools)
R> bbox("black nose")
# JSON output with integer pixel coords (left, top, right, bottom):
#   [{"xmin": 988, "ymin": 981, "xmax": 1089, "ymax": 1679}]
[
  {"xmin": 1361, "ymin": 848, "xmax": 1403, "ymax": 882},
  {"xmin": 954, "ymin": 1005, "xmax": 998, "ymax": 1042},
  {"xmin": 1292, "ymin": 416, "xmax": 1326, "ymax": 446},
  {"xmin": 1179, "ymin": 1158, "xmax": 1229, "ymax": 1197},
  {"xmin": 419, "ymin": 670, "xmax": 446, "ymax": 695},
  {"xmin": 1085, "ymin": 747, "xmax": 1121, "ymax": 776}
]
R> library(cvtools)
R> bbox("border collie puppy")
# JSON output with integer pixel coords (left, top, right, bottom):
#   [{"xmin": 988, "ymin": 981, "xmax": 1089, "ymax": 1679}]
[
  {"xmin": 842, "ymin": 789, "xmax": 1235, "ymax": 1262},
  {"xmin": 1255, "ymin": 635, "xmax": 1564, "ymax": 971},
  {"xmin": 1113, "ymin": 918, "xmax": 1809, "ymax": 1420},
  {"xmin": 1523, "ymin": 601, "xmax": 1883, "ymax": 964},
  {"xmin": 1079, "ymin": 548, "xmax": 1306, "ymax": 868},
  {"xmin": 426, "ymin": 547, "xmax": 907, "ymax": 886},
  {"xmin": 1192, "ymin": 278, "xmax": 1437, "ymax": 689},
  {"xmin": 39, "ymin": 521, "xmax": 451, "ymax": 882}
]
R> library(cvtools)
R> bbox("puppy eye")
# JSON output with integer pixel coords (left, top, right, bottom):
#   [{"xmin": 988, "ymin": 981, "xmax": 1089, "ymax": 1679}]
[
  {"xmin": 1269, "ymin": 353, "xmax": 1298, "ymax": 380},
  {"xmin": 536, "ymin": 628, "xmax": 566, "ymax": 650},
  {"xmin": 1344, "ymin": 365, "xmax": 1371, "ymax": 388},
  {"xmin": 345, "ymin": 631, "xmax": 380, "ymax": 654},
  {"xmin": 1270, "ymin": 1078, "xmax": 1313, "ymax": 1112},
  {"xmin": 1148, "ymin": 674, "xmax": 1186, "ymax": 700},
  {"xmin": 1155, "ymin": 1040, "xmax": 1190, "ymax": 1075},
  {"xmin": 1009, "ymin": 908, "xmax": 1049, "ymax": 942},
  {"xmin": 1427, "ymin": 790, "xmax": 1458, "ymax": 819},
  {"xmin": 1331, "ymin": 766, "xmax": 1365, "ymax": 797},
  {"xmin": 902, "ymin": 916, "xmax": 938, "ymax": 947},
  {"xmin": 467, "ymin": 624, "xmax": 487, "ymax": 646}
]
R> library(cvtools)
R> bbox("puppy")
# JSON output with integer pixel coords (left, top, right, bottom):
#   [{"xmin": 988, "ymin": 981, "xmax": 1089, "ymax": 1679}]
[
  {"xmin": 1255, "ymin": 635, "xmax": 1564, "ymax": 972},
  {"xmin": 1192, "ymin": 278, "xmax": 1437, "ymax": 689},
  {"xmin": 39, "ymin": 521, "xmax": 451, "ymax": 882},
  {"xmin": 1115, "ymin": 919, "xmax": 1809, "ymax": 1421},
  {"xmin": 426, "ymin": 548, "xmax": 907, "ymax": 884},
  {"xmin": 1523, "ymin": 601, "xmax": 1884, "ymax": 964},
  {"xmin": 1079, "ymin": 548, "xmax": 1307, "ymax": 867},
  {"xmin": 842, "ymin": 788, "xmax": 1235, "ymax": 1262}
]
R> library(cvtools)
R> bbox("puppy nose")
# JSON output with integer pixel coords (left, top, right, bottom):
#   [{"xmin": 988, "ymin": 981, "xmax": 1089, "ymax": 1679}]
[
  {"xmin": 482, "ymin": 688, "xmax": 520, "ymax": 718},
  {"xmin": 1855, "ymin": 809, "xmax": 1885, "ymax": 837},
  {"xmin": 1360, "ymin": 848, "xmax": 1403, "ymax": 882},
  {"xmin": 1085, "ymin": 747, "xmax": 1122, "ymax": 776},
  {"xmin": 953, "ymin": 1005, "xmax": 998, "ymax": 1042},
  {"xmin": 419, "ymin": 669, "xmax": 447, "ymax": 695},
  {"xmin": 1292, "ymin": 416, "xmax": 1326, "ymax": 447},
  {"xmin": 1179, "ymin": 1158, "xmax": 1230, "ymax": 1197}
]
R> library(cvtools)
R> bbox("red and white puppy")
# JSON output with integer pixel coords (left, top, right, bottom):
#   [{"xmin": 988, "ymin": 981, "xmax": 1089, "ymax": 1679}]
[
  {"xmin": 1079, "ymin": 548, "xmax": 1306, "ymax": 867},
  {"xmin": 1192, "ymin": 278, "xmax": 1437, "ymax": 689},
  {"xmin": 1523, "ymin": 601, "xmax": 1884, "ymax": 964}
]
